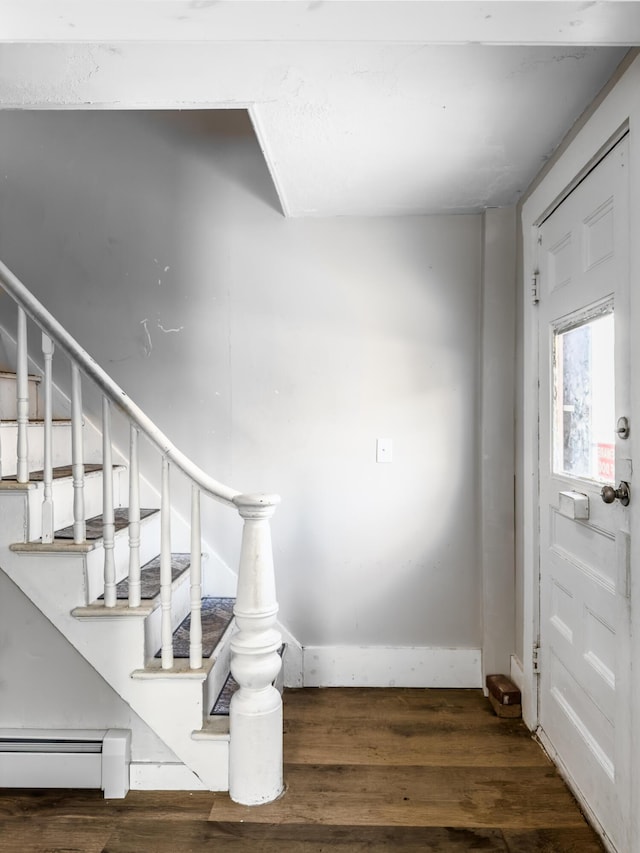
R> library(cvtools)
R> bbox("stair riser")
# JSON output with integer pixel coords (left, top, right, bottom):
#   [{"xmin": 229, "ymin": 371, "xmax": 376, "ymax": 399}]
[
  {"xmin": 85, "ymin": 512, "xmax": 162, "ymax": 604},
  {"xmin": 24, "ymin": 468, "xmax": 128, "ymax": 541},
  {"xmin": 0, "ymin": 492, "xmax": 30, "ymax": 543},
  {"xmin": 0, "ymin": 374, "xmax": 40, "ymax": 420},
  {"xmin": 0, "ymin": 422, "xmax": 102, "ymax": 477},
  {"xmin": 4, "ymin": 550, "xmax": 145, "ymax": 670},
  {"xmin": 144, "ymin": 574, "xmax": 192, "ymax": 662},
  {"xmin": 70, "ymin": 615, "xmax": 148, "ymax": 673}
]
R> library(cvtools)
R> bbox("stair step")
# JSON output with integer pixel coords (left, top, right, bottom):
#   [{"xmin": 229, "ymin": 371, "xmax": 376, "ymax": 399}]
[
  {"xmin": 0, "ymin": 371, "xmax": 41, "ymax": 381},
  {"xmin": 0, "ymin": 464, "xmax": 106, "ymax": 489},
  {"xmin": 98, "ymin": 553, "xmax": 191, "ymax": 602},
  {"xmin": 0, "ymin": 371, "xmax": 42, "ymax": 419},
  {"xmin": 155, "ymin": 597, "xmax": 235, "ymax": 661},
  {"xmin": 211, "ymin": 644, "xmax": 286, "ymax": 716},
  {"xmin": 211, "ymin": 672, "xmax": 239, "ymax": 715},
  {"xmin": 0, "ymin": 420, "xmax": 99, "ymax": 479},
  {"xmin": 55, "ymin": 507, "xmax": 157, "ymax": 541}
]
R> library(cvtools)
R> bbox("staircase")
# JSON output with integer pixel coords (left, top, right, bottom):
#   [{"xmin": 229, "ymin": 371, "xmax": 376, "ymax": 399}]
[{"xmin": 0, "ymin": 260, "xmax": 284, "ymax": 805}]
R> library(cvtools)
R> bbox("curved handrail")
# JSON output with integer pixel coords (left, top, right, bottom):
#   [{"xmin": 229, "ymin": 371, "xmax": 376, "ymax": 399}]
[{"xmin": 0, "ymin": 259, "xmax": 239, "ymax": 506}]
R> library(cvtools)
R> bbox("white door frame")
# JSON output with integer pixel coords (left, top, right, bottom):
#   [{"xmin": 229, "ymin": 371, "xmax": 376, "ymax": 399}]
[{"xmin": 520, "ymin": 53, "xmax": 640, "ymax": 852}]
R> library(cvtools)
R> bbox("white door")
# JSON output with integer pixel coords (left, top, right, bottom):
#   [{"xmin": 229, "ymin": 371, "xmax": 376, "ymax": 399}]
[{"xmin": 537, "ymin": 137, "xmax": 631, "ymax": 852}]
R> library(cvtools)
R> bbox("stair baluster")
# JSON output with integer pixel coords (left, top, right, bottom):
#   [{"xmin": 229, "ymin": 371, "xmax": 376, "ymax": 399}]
[
  {"xmin": 41, "ymin": 333, "xmax": 55, "ymax": 543},
  {"xmin": 102, "ymin": 397, "xmax": 116, "ymax": 607},
  {"xmin": 16, "ymin": 306, "xmax": 29, "ymax": 483},
  {"xmin": 70, "ymin": 363, "xmax": 86, "ymax": 543},
  {"xmin": 190, "ymin": 484, "xmax": 203, "ymax": 669},
  {"xmin": 229, "ymin": 493, "xmax": 283, "ymax": 805},
  {"xmin": 160, "ymin": 456, "xmax": 174, "ymax": 669},
  {"xmin": 0, "ymin": 372, "xmax": 2, "ymax": 479},
  {"xmin": 128, "ymin": 424, "xmax": 141, "ymax": 607}
]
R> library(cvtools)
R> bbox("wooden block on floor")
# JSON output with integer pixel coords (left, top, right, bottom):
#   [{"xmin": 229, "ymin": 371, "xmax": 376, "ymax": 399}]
[
  {"xmin": 486, "ymin": 675, "xmax": 521, "ymax": 707},
  {"xmin": 488, "ymin": 693, "xmax": 522, "ymax": 718},
  {"xmin": 487, "ymin": 675, "xmax": 522, "ymax": 718}
]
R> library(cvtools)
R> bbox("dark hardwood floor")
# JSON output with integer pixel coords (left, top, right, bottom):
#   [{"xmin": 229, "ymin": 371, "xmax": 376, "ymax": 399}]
[{"xmin": 0, "ymin": 688, "xmax": 605, "ymax": 852}]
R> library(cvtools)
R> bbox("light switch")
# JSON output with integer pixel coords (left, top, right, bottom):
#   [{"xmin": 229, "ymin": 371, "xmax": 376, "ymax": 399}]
[{"xmin": 376, "ymin": 438, "xmax": 393, "ymax": 463}]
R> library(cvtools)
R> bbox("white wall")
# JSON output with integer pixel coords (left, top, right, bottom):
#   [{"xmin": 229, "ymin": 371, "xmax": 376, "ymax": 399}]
[{"xmin": 0, "ymin": 110, "xmax": 486, "ymax": 684}]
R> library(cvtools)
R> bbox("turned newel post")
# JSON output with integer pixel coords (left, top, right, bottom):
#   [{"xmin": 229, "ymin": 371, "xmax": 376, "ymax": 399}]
[{"xmin": 229, "ymin": 493, "xmax": 283, "ymax": 806}]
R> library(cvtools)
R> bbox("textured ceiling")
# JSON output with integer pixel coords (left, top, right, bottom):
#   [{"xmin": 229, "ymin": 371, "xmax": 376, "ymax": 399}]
[
  {"xmin": 0, "ymin": 1, "xmax": 636, "ymax": 216},
  {"xmin": 250, "ymin": 44, "xmax": 628, "ymax": 215}
]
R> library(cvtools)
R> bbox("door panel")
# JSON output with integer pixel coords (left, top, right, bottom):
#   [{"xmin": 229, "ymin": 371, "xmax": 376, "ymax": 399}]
[{"xmin": 538, "ymin": 137, "xmax": 631, "ymax": 852}]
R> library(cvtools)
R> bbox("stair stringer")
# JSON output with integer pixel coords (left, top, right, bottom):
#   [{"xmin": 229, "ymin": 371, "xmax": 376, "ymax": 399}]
[{"xmin": 0, "ymin": 545, "xmax": 230, "ymax": 791}]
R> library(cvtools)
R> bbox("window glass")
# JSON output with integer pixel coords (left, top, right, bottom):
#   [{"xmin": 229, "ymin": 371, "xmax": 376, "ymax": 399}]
[{"xmin": 553, "ymin": 310, "xmax": 615, "ymax": 483}]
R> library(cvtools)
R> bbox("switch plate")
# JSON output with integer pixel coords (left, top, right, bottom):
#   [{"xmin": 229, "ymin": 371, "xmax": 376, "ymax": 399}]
[{"xmin": 376, "ymin": 438, "xmax": 393, "ymax": 463}]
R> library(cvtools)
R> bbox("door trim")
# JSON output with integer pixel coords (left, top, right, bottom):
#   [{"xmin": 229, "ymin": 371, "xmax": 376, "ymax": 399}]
[{"xmin": 520, "ymin": 52, "xmax": 640, "ymax": 853}]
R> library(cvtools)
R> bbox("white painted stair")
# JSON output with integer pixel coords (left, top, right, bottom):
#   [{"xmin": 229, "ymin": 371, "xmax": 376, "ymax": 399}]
[
  {"xmin": 0, "ymin": 456, "xmax": 237, "ymax": 791},
  {"xmin": 0, "ymin": 256, "xmax": 284, "ymax": 805}
]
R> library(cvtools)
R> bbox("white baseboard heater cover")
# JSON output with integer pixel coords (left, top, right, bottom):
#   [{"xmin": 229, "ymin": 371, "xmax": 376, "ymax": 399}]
[{"xmin": 0, "ymin": 729, "xmax": 131, "ymax": 798}]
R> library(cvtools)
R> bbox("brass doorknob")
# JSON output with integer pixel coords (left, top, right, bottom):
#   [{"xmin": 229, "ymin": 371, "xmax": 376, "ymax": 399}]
[{"xmin": 601, "ymin": 481, "xmax": 630, "ymax": 506}]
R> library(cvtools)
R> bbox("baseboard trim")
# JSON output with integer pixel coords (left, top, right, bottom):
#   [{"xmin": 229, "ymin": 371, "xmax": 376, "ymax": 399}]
[
  {"xmin": 302, "ymin": 646, "xmax": 482, "ymax": 688},
  {"xmin": 129, "ymin": 762, "xmax": 208, "ymax": 791},
  {"xmin": 510, "ymin": 654, "xmax": 524, "ymax": 692}
]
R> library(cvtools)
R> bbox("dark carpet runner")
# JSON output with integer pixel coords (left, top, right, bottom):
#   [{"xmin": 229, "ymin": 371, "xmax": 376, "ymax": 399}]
[
  {"xmin": 55, "ymin": 507, "xmax": 157, "ymax": 540},
  {"xmin": 98, "ymin": 554, "xmax": 191, "ymax": 601},
  {"xmin": 155, "ymin": 597, "xmax": 235, "ymax": 661}
]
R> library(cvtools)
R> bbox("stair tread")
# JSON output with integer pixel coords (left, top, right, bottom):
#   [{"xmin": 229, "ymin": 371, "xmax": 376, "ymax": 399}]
[
  {"xmin": 0, "ymin": 418, "xmax": 72, "ymax": 424},
  {"xmin": 211, "ymin": 672, "xmax": 239, "ymax": 716},
  {"xmin": 154, "ymin": 596, "xmax": 235, "ymax": 661},
  {"xmin": 1, "ymin": 464, "xmax": 109, "ymax": 485},
  {"xmin": 55, "ymin": 507, "xmax": 157, "ymax": 540},
  {"xmin": 210, "ymin": 644, "xmax": 285, "ymax": 715},
  {"xmin": 0, "ymin": 371, "xmax": 41, "ymax": 381},
  {"xmin": 98, "ymin": 553, "xmax": 191, "ymax": 601}
]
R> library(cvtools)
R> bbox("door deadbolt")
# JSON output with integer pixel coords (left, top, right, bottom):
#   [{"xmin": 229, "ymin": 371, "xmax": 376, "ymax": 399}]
[
  {"xmin": 601, "ymin": 481, "xmax": 630, "ymax": 507},
  {"xmin": 616, "ymin": 416, "xmax": 630, "ymax": 439}
]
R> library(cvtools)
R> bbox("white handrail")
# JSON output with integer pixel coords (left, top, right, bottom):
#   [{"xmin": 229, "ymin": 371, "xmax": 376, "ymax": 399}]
[{"xmin": 0, "ymin": 259, "xmax": 239, "ymax": 506}]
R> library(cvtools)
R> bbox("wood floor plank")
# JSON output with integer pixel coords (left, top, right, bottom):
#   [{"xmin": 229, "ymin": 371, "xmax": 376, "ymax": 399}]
[
  {"xmin": 284, "ymin": 687, "xmax": 494, "ymax": 721},
  {"xmin": 209, "ymin": 764, "xmax": 589, "ymax": 829},
  {"xmin": 502, "ymin": 828, "xmax": 606, "ymax": 852},
  {"xmin": 0, "ymin": 788, "xmax": 213, "ymax": 820},
  {"xmin": 284, "ymin": 718, "xmax": 549, "ymax": 766},
  {"xmin": 102, "ymin": 821, "xmax": 510, "ymax": 852},
  {"xmin": 0, "ymin": 817, "xmax": 113, "ymax": 853}
]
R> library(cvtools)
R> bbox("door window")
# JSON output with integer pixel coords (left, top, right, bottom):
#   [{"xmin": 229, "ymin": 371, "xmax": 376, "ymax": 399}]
[{"xmin": 552, "ymin": 306, "xmax": 615, "ymax": 483}]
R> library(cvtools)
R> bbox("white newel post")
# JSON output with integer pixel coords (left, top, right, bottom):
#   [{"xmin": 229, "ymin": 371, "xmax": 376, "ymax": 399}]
[{"xmin": 229, "ymin": 493, "xmax": 283, "ymax": 806}]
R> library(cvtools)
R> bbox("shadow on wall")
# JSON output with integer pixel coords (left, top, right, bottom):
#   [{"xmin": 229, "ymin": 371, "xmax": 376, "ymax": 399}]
[{"xmin": 142, "ymin": 110, "xmax": 283, "ymax": 216}]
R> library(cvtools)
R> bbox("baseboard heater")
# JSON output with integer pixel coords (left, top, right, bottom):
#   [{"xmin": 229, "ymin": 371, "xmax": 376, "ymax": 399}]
[{"xmin": 0, "ymin": 729, "xmax": 130, "ymax": 798}]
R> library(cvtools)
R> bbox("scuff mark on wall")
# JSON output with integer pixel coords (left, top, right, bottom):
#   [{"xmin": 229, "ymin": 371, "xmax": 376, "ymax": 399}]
[
  {"xmin": 157, "ymin": 322, "xmax": 184, "ymax": 334},
  {"xmin": 140, "ymin": 318, "xmax": 152, "ymax": 355}
]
